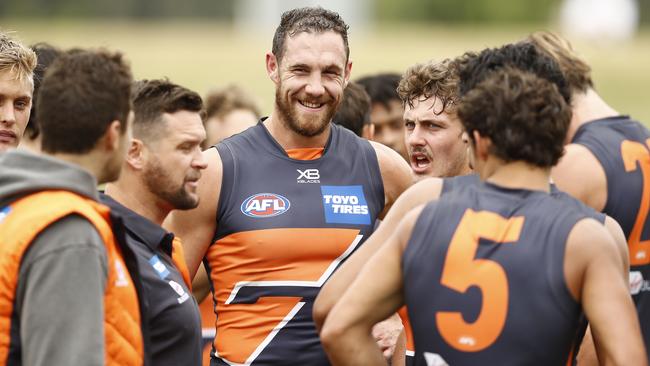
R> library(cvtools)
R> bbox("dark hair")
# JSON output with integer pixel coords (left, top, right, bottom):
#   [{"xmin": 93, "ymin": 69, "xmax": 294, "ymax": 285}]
[
  {"xmin": 204, "ymin": 84, "xmax": 260, "ymax": 120},
  {"xmin": 332, "ymin": 82, "xmax": 371, "ymax": 137},
  {"xmin": 456, "ymin": 42, "xmax": 571, "ymax": 105},
  {"xmin": 397, "ymin": 58, "xmax": 459, "ymax": 115},
  {"xmin": 131, "ymin": 79, "xmax": 203, "ymax": 141},
  {"xmin": 356, "ymin": 73, "xmax": 401, "ymax": 109},
  {"xmin": 38, "ymin": 49, "xmax": 132, "ymax": 154},
  {"xmin": 26, "ymin": 42, "xmax": 63, "ymax": 140},
  {"xmin": 272, "ymin": 6, "xmax": 349, "ymax": 63},
  {"xmin": 458, "ymin": 67, "xmax": 571, "ymax": 168}
]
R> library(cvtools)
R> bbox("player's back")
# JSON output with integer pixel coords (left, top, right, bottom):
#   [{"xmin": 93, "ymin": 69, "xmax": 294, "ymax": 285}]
[
  {"xmin": 572, "ymin": 115, "xmax": 650, "ymax": 349},
  {"xmin": 402, "ymin": 181, "xmax": 587, "ymax": 366}
]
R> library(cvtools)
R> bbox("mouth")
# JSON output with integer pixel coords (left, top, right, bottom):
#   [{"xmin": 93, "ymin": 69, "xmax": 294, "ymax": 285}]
[
  {"xmin": 0, "ymin": 130, "xmax": 17, "ymax": 144},
  {"xmin": 297, "ymin": 99, "xmax": 325, "ymax": 111},
  {"xmin": 410, "ymin": 152, "xmax": 432, "ymax": 174}
]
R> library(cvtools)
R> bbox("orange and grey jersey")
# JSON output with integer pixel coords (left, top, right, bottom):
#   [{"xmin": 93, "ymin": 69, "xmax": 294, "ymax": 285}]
[
  {"xmin": 207, "ymin": 122, "xmax": 384, "ymax": 365},
  {"xmin": 572, "ymin": 115, "xmax": 650, "ymax": 353},
  {"xmin": 403, "ymin": 182, "xmax": 587, "ymax": 366}
]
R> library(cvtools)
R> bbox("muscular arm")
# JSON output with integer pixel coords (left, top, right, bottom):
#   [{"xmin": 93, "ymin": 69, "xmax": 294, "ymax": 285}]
[
  {"xmin": 320, "ymin": 207, "xmax": 423, "ymax": 366},
  {"xmin": 370, "ymin": 141, "xmax": 414, "ymax": 219},
  {"xmin": 565, "ymin": 219, "xmax": 646, "ymax": 365},
  {"xmin": 165, "ymin": 148, "xmax": 222, "ymax": 277},
  {"xmin": 17, "ymin": 215, "xmax": 108, "ymax": 366},
  {"xmin": 314, "ymin": 178, "xmax": 442, "ymax": 329},
  {"xmin": 552, "ymin": 144, "xmax": 608, "ymax": 211}
]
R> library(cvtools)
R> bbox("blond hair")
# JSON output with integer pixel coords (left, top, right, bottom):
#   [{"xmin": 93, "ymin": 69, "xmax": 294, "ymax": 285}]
[
  {"xmin": 525, "ymin": 31, "xmax": 593, "ymax": 93},
  {"xmin": 397, "ymin": 58, "xmax": 459, "ymax": 115},
  {"xmin": 0, "ymin": 31, "xmax": 37, "ymax": 83}
]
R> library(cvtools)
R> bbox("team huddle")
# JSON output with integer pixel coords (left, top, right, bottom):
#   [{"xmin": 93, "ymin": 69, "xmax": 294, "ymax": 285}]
[{"xmin": 0, "ymin": 6, "xmax": 649, "ymax": 366}]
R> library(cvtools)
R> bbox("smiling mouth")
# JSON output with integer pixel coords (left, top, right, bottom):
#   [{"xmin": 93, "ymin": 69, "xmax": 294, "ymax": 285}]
[{"xmin": 298, "ymin": 100, "xmax": 324, "ymax": 109}]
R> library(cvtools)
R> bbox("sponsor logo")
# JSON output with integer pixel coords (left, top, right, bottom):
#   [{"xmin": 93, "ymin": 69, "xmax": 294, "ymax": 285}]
[
  {"xmin": 149, "ymin": 255, "xmax": 170, "ymax": 280},
  {"xmin": 169, "ymin": 280, "xmax": 190, "ymax": 304},
  {"xmin": 114, "ymin": 260, "xmax": 129, "ymax": 287},
  {"xmin": 297, "ymin": 169, "xmax": 320, "ymax": 184},
  {"xmin": 423, "ymin": 352, "xmax": 449, "ymax": 366},
  {"xmin": 629, "ymin": 271, "xmax": 650, "ymax": 295},
  {"xmin": 0, "ymin": 206, "xmax": 11, "ymax": 224},
  {"xmin": 241, "ymin": 193, "xmax": 290, "ymax": 218},
  {"xmin": 321, "ymin": 185, "xmax": 371, "ymax": 225}
]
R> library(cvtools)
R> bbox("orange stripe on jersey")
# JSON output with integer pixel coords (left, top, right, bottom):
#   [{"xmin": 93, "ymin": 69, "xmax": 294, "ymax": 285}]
[
  {"xmin": 285, "ymin": 148, "xmax": 324, "ymax": 160},
  {"xmin": 206, "ymin": 228, "xmax": 361, "ymax": 364},
  {"xmin": 398, "ymin": 306, "xmax": 415, "ymax": 354}
]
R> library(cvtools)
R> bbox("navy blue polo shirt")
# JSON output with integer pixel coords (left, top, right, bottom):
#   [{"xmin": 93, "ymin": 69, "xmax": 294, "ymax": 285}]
[{"xmin": 101, "ymin": 193, "xmax": 202, "ymax": 366}]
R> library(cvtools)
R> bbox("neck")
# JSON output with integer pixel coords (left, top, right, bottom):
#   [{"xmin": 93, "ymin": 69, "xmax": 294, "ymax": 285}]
[
  {"xmin": 264, "ymin": 111, "xmax": 331, "ymax": 150},
  {"xmin": 47, "ymin": 150, "xmax": 107, "ymax": 184},
  {"xmin": 105, "ymin": 172, "xmax": 170, "ymax": 225},
  {"xmin": 482, "ymin": 159, "xmax": 551, "ymax": 193},
  {"xmin": 567, "ymin": 88, "xmax": 620, "ymax": 142}
]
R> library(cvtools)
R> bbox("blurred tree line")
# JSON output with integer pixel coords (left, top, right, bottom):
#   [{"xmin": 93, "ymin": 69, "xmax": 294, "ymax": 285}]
[{"xmin": 0, "ymin": 0, "xmax": 647, "ymax": 24}]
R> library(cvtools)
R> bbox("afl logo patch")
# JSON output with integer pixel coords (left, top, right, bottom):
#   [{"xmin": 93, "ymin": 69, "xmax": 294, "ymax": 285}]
[{"xmin": 241, "ymin": 193, "xmax": 291, "ymax": 218}]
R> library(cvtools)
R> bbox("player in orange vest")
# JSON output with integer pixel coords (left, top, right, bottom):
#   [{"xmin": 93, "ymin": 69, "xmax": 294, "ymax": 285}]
[{"xmin": 0, "ymin": 49, "xmax": 145, "ymax": 366}]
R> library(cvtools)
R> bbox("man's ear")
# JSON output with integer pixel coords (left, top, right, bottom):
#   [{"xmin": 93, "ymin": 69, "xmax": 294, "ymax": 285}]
[
  {"xmin": 103, "ymin": 120, "xmax": 122, "ymax": 152},
  {"xmin": 266, "ymin": 52, "xmax": 280, "ymax": 84},
  {"xmin": 343, "ymin": 60, "xmax": 352, "ymax": 88},
  {"xmin": 473, "ymin": 130, "xmax": 491, "ymax": 162},
  {"xmin": 125, "ymin": 138, "xmax": 145, "ymax": 170}
]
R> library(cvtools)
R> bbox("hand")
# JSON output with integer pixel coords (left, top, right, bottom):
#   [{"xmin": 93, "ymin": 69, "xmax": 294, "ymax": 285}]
[{"xmin": 372, "ymin": 313, "xmax": 404, "ymax": 362}]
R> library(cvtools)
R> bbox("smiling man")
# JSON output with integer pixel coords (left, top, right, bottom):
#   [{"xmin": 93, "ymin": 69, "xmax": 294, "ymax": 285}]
[
  {"xmin": 399, "ymin": 59, "xmax": 471, "ymax": 179},
  {"xmin": 0, "ymin": 32, "xmax": 36, "ymax": 152},
  {"xmin": 166, "ymin": 6, "xmax": 412, "ymax": 366}
]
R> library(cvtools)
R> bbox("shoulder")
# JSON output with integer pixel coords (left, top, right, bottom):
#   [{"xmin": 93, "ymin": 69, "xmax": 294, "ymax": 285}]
[
  {"xmin": 369, "ymin": 141, "xmax": 414, "ymax": 215},
  {"xmin": 552, "ymin": 143, "xmax": 607, "ymax": 210}
]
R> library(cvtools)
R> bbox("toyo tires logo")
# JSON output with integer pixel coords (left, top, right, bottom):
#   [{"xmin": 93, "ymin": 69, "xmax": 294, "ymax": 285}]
[{"xmin": 241, "ymin": 193, "xmax": 291, "ymax": 218}]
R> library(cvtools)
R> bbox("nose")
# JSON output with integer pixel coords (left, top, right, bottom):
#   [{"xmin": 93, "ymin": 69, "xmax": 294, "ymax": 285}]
[
  {"xmin": 304, "ymin": 73, "xmax": 325, "ymax": 98},
  {"xmin": 0, "ymin": 102, "xmax": 16, "ymax": 126},
  {"xmin": 407, "ymin": 124, "xmax": 425, "ymax": 147},
  {"xmin": 192, "ymin": 149, "xmax": 208, "ymax": 170}
]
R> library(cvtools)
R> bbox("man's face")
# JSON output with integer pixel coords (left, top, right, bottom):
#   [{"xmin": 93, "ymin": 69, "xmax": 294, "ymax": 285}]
[
  {"xmin": 143, "ymin": 110, "xmax": 207, "ymax": 210},
  {"xmin": 371, "ymin": 99, "xmax": 407, "ymax": 160},
  {"xmin": 272, "ymin": 31, "xmax": 351, "ymax": 137},
  {"xmin": 0, "ymin": 70, "xmax": 32, "ymax": 152},
  {"xmin": 404, "ymin": 96, "xmax": 469, "ymax": 179},
  {"xmin": 204, "ymin": 109, "xmax": 258, "ymax": 147}
]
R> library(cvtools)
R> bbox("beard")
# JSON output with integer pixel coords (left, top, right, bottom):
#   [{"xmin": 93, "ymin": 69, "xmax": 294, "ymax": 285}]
[
  {"xmin": 275, "ymin": 86, "xmax": 339, "ymax": 137},
  {"xmin": 143, "ymin": 156, "xmax": 200, "ymax": 210}
]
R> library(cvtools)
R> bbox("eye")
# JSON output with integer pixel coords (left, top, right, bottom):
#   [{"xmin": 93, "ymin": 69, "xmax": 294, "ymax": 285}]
[
  {"xmin": 15, "ymin": 100, "xmax": 29, "ymax": 110},
  {"xmin": 405, "ymin": 121, "xmax": 415, "ymax": 130}
]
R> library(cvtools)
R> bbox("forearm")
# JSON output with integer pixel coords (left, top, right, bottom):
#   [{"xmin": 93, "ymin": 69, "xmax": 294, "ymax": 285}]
[{"xmin": 322, "ymin": 326, "xmax": 387, "ymax": 366}]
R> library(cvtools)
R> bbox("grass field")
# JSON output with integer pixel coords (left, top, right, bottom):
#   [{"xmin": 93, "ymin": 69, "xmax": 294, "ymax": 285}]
[{"xmin": 4, "ymin": 20, "xmax": 650, "ymax": 125}]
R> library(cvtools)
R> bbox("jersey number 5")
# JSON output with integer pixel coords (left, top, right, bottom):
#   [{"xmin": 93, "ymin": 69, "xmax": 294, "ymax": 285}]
[
  {"xmin": 621, "ymin": 139, "xmax": 650, "ymax": 266},
  {"xmin": 436, "ymin": 209, "xmax": 524, "ymax": 352}
]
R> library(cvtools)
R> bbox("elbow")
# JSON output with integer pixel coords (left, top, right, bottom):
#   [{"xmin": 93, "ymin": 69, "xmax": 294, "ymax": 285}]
[
  {"xmin": 313, "ymin": 296, "xmax": 331, "ymax": 332},
  {"xmin": 320, "ymin": 318, "xmax": 347, "ymax": 355}
]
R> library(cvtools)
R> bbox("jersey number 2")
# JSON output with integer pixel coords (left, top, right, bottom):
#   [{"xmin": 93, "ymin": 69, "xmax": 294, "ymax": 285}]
[
  {"xmin": 436, "ymin": 209, "xmax": 524, "ymax": 352},
  {"xmin": 621, "ymin": 139, "xmax": 650, "ymax": 266}
]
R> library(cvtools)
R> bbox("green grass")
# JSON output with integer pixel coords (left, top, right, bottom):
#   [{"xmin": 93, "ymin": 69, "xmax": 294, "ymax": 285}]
[{"xmin": 4, "ymin": 20, "xmax": 650, "ymax": 125}]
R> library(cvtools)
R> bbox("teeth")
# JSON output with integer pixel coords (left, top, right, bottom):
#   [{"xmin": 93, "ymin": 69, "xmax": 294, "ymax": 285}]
[
  {"xmin": 417, "ymin": 161, "xmax": 429, "ymax": 168},
  {"xmin": 301, "ymin": 101, "xmax": 322, "ymax": 108}
]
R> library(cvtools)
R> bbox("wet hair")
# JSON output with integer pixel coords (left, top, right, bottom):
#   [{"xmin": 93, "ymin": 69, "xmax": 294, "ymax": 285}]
[
  {"xmin": 332, "ymin": 81, "xmax": 371, "ymax": 136},
  {"xmin": 38, "ymin": 49, "xmax": 132, "ymax": 154},
  {"xmin": 272, "ymin": 7, "xmax": 349, "ymax": 63},
  {"xmin": 456, "ymin": 42, "xmax": 571, "ymax": 105},
  {"xmin": 356, "ymin": 73, "xmax": 401, "ymax": 109},
  {"xmin": 525, "ymin": 31, "xmax": 593, "ymax": 93},
  {"xmin": 131, "ymin": 78, "xmax": 203, "ymax": 141},
  {"xmin": 458, "ymin": 67, "xmax": 571, "ymax": 168},
  {"xmin": 26, "ymin": 42, "xmax": 63, "ymax": 140},
  {"xmin": 397, "ymin": 58, "xmax": 459, "ymax": 115}
]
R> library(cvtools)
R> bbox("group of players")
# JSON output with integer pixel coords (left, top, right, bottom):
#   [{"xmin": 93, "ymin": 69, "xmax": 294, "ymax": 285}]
[{"xmin": 1, "ymin": 5, "xmax": 649, "ymax": 366}]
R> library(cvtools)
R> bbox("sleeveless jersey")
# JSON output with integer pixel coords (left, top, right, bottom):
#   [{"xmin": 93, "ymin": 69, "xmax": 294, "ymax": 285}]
[
  {"xmin": 403, "ymin": 182, "xmax": 587, "ymax": 366},
  {"xmin": 207, "ymin": 123, "xmax": 385, "ymax": 365},
  {"xmin": 572, "ymin": 115, "xmax": 650, "ymax": 353}
]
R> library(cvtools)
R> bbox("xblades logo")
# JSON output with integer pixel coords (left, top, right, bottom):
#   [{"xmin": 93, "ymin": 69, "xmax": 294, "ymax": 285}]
[{"xmin": 297, "ymin": 169, "xmax": 320, "ymax": 184}]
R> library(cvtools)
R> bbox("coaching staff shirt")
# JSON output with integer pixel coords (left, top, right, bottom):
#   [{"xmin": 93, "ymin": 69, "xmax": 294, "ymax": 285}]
[{"xmin": 101, "ymin": 193, "xmax": 202, "ymax": 366}]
